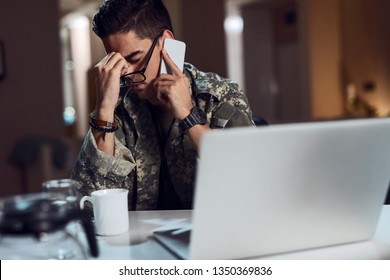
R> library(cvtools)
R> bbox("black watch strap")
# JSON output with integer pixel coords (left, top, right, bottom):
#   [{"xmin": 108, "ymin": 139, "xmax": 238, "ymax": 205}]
[{"xmin": 179, "ymin": 107, "xmax": 207, "ymax": 133}]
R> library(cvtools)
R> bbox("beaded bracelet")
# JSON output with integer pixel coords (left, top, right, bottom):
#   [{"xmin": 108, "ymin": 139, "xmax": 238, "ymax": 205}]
[
  {"xmin": 89, "ymin": 119, "xmax": 119, "ymax": 133},
  {"xmin": 90, "ymin": 115, "xmax": 118, "ymax": 128}
]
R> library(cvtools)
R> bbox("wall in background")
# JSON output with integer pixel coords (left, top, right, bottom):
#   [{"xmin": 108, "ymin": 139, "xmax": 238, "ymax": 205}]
[
  {"xmin": 0, "ymin": 1, "xmax": 64, "ymax": 196},
  {"xmin": 181, "ymin": 0, "xmax": 227, "ymax": 77},
  {"xmin": 305, "ymin": 0, "xmax": 344, "ymax": 120},
  {"xmin": 341, "ymin": 0, "xmax": 390, "ymax": 117}
]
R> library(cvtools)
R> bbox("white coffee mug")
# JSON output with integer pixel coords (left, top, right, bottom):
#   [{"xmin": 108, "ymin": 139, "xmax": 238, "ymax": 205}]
[{"xmin": 80, "ymin": 188, "xmax": 129, "ymax": 236}]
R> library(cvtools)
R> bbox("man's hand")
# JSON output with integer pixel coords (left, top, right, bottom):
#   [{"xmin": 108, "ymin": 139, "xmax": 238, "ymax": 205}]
[
  {"xmin": 94, "ymin": 52, "xmax": 128, "ymax": 118},
  {"xmin": 92, "ymin": 52, "xmax": 128, "ymax": 156},
  {"xmin": 153, "ymin": 49, "xmax": 193, "ymax": 120}
]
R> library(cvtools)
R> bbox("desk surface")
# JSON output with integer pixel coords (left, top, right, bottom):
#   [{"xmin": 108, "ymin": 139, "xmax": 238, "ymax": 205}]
[{"xmin": 94, "ymin": 206, "xmax": 390, "ymax": 260}]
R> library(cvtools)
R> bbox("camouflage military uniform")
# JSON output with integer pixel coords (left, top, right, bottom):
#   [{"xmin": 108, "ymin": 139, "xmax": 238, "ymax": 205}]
[{"xmin": 71, "ymin": 63, "xmax": 254, "ymax": 210}]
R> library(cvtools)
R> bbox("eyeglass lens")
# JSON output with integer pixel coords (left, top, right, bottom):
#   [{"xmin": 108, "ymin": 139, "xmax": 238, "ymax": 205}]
[
  {"xmin": 120, "ymin": 73, "xmax": 145, "ymax": 87},
  {"xmin": 120, "ymin": 32, "xmax": 162, "ymax": 88}
]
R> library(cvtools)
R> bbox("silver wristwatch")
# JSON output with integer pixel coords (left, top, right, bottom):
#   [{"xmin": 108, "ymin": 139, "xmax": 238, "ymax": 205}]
[{"xmin": 179, "ymin": 107, "xmax": 207, "ymax": 133}]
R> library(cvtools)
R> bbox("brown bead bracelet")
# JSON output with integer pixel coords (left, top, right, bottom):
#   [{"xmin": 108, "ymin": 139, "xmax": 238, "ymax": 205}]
[
  {"xmin": 89, "ymin": 119, "xmax": 119, "ymax": 133},
  {"xmin": 89, "ymin": 115, "xmax": 118, "ymax": 128}
]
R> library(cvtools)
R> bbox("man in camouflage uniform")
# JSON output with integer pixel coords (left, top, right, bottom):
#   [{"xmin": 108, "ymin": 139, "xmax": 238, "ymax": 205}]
[{"xmin": 71, "ymin": 0, "xmax": 255, "ymax": 210}]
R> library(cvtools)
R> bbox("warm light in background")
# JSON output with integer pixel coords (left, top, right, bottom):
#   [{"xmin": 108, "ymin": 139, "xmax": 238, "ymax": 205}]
[
  {"xmin": 60, "ymin": 14, "xmax": 91, "ymax": 137},
  {"xmin": 224, "ymin": 15, "xmax": 244, "ymax": 34}
]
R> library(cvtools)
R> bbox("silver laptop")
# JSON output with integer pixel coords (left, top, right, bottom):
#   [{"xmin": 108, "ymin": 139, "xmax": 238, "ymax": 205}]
[{"xmin": 153, "ymin": 118, "xmax": 390, "ymax": 259}]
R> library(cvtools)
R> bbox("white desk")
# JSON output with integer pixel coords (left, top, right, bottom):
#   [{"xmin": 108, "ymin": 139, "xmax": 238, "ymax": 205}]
[{"xmin": 93, "ymin": 206, "xmax": 390, "ymax": 260}]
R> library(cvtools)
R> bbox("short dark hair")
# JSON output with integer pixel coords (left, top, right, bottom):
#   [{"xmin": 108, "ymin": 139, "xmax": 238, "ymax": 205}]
[{"xmin": 92, "ymin": 0, "xmax": 174, "ymax": 40}]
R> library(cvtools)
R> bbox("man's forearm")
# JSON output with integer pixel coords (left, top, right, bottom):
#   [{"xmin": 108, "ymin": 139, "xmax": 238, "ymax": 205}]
[
  {"xmin": 91, "ymin": 128, "xmax": 115, "ymax": 156},
  {"xmin": 91, "ymin": 107, "xmax": 116, "ymax": 156},
  {"xmin": 186, "ymin": 124, "xmax": 210, "ymax": 151}
]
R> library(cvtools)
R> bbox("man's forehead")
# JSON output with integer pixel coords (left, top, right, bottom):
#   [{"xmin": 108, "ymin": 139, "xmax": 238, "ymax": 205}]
[{"xmin": 102, "ymin": 32, "xmax": 149, "ymax": 55}]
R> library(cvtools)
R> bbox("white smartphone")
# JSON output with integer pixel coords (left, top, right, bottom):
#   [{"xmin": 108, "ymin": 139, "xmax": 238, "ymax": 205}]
[{"xmin": 160, "ymin": 38, "xmax": 186, "ymax": 74}]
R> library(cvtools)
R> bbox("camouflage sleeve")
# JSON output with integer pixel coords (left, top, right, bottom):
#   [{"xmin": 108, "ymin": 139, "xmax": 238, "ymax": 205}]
[
  {"xmin": 71, "ymin": 129, "xmax": 136, "ymax": 196},
  {"xmin": 211, "ymin": 79, "xmax": 255, "ymax": 128},
  {"xmin": 185, "ymin": 63, "xmax": 254, "ymax": 127}
]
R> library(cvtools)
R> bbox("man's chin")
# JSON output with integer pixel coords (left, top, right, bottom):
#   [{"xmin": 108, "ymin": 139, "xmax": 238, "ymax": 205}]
[
  {"xmin": 134, "ymin": 89, "xmax": 147, "ymax": 100},
  {"xmin": 132, "ymin": 83, "xmax": 145, "ymax": 91}
]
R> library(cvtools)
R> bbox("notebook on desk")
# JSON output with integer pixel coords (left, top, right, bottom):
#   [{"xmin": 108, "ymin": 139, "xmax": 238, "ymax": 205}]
[{"xmin": 153, "ymin": 118, "xmax": 390, "ymax": 259}]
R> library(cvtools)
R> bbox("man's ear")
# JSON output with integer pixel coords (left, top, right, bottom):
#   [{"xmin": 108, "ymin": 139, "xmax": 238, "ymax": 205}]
[{"xmin": 162, "ymin": 29, "xmax": 174, "ymax": 40}]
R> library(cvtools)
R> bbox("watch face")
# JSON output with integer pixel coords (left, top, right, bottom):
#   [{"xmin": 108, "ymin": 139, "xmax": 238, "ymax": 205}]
[{"xmin": 192, "ymin": 107, "xmax": 207, "ymax": 124}]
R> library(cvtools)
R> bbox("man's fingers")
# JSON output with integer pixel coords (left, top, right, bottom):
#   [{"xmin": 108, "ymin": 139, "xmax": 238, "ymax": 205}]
[
  {"xmin": 99, "ymin": 53, "xmax": 124, "ymax": 69},
  {"xmin": 95, "ymin": 52, "xmax": 128, "ymax": 77}
]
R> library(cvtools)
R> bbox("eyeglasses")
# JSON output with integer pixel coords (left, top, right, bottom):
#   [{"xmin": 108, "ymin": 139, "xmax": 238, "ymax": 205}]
[{"xmin": 120, "ymin": 32, "xmax": 163, "ymax": 88}]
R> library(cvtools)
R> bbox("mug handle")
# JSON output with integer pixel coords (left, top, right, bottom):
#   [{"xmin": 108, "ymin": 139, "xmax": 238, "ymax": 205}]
[{"xmin": 80, "ymin": 196, "xmax": 93, "ymax": 210}]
